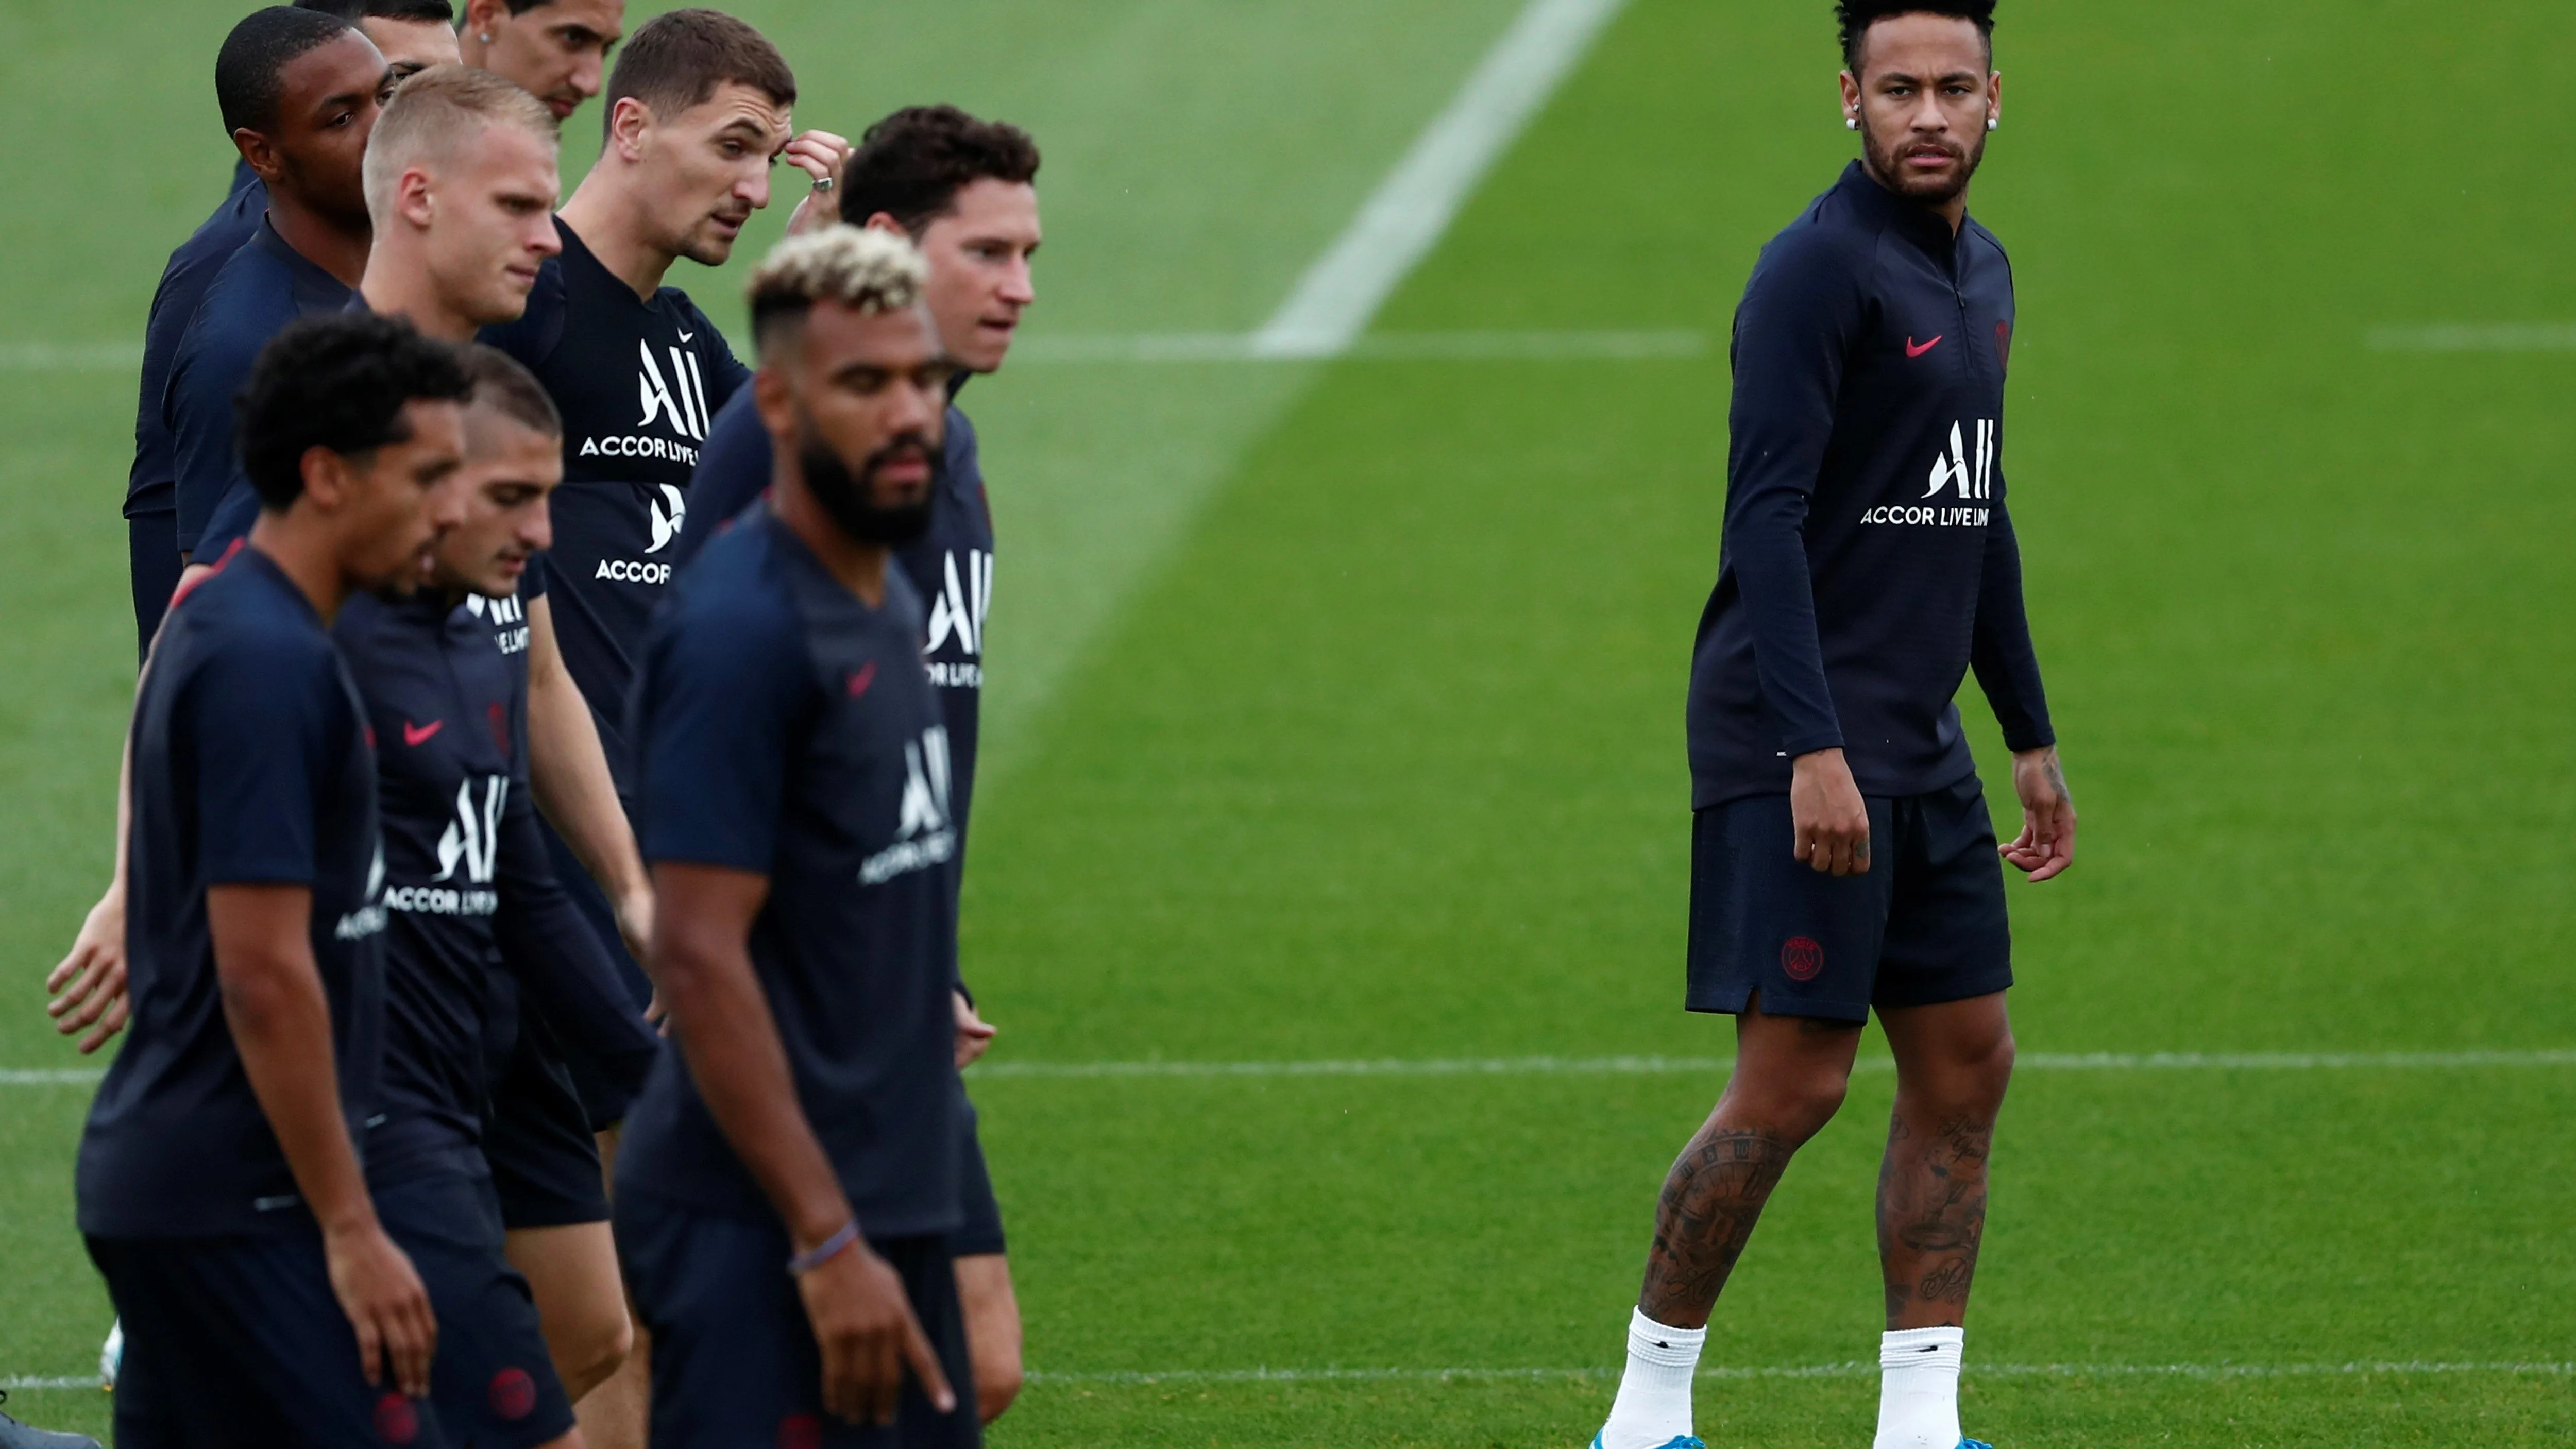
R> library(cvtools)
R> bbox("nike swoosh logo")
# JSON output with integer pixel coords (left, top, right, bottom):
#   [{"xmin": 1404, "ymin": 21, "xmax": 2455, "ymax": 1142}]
[
  {"xmin": 1906, "ymin": 335, "xmax": 1944, "ymax": 358},
  {"xmin": 677, "ymin": 330, "xmax": 695, "ymax": 343},
  {"xmin": 402, "ymin": 720, "xmax": 443, "ymax": 747}
]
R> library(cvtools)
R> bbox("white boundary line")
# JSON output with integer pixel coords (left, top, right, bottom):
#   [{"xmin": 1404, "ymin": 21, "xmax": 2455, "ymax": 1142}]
[
  {"xmin": 1025, "ymin": 1359, "xmax": 2568, "ymax": 1387},
  {"xmin": 1249, "ymin": 0, "xmax": 1634, "ymax": 359},
  {"xmin": 965, "ymin": 1048, "xmax": 2576, "ymax": 1081},
  {"xmin": 12, "ymin": 1049, "xmax": 2576, "ymax": 1088},
  {"xmin": 1012, "ymin": 329, "xmax": 1704, "ymax": 364},
  {"xmin": 2369, "ymin": 323, "xmax": 2576, "ymax": 352}
]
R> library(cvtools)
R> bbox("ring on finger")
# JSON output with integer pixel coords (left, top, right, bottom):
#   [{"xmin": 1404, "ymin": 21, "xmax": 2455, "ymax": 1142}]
[{"xmin": 812, "ymin": 175, "xmax": 835, "ymax": 192}]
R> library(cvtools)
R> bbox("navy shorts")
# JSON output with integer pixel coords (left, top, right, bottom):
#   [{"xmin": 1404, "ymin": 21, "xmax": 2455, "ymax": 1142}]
[
  {"xmin": 484, "ymin": 1009, "xmax": 612, "ymax": 1229},
  {"xmin": 1686, "ymin": 775, "xmax": 2013, "ymax": 1024},
  {"xmin": 88, "ymin": 1228, "xmax": 449, "ymax": 1448},
  {"xmin": 130, "ymin": 507, "xmax": 182, "ymax": 664},
  {"xmin": 618, "ymin": 1195, "xmax": 978, "ymax": 1449},
  {"xmin": 536, "ymin": 819, "xmax": 649, "ymax": 1128},
  {"xmin": 953, "ymin": 1102, "xmax": 1005, "ymax": 1259},
  {"xmin": 377, "ymin": 1172, "xmax": 577, "ymax": 1449}
]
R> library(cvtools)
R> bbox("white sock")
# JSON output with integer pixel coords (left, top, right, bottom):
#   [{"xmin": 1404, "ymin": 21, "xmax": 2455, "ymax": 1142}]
[
  {"xmin": 1872, "ymin": 1326, "xmax": 1965, "ymax": 1449},
  {"xmin": 1598, "ymin": 1308, "xmax": 1704, "ymax": 1449}
]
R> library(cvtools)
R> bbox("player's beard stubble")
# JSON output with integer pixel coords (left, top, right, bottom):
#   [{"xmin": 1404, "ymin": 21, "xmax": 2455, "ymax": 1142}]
[
  {"xmin": 798, "ymin": 417, "xmax": 937, "ymax": 547},
  {"xmin": 1863, "ymin": 122, "xmax": 1987, "ymax": 210}
]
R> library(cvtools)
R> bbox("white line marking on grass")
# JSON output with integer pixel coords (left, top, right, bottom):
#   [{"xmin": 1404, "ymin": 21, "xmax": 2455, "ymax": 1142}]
[
  {"xmin": 1026, "ymin": 1360, "xmax": 2576, "ymax": 1387},
  {"xmin": 0, "ymin": 1068, "xmax": 105, "ymax": 1085},
  {"xmin": 1012, "ymin": 329, "xmax": 1705, "ymax": 364},
  {"xmin": 0, "ymin": 1376, "xmax": 98, "ymax": 1391},
  {"xmin": 0, "ymin": 342, "xmax": 141, "ymax": 370},
  {"xmin": 969, "ymin": 1048, "xmax": 2576, "ymax": 1081},
  {"xmin": 2369, "ymin": 323, "xmax": 2576, "ymax": 352},
  {"xmin": 1249, "ymin": 0, "xmax": 1634, "ymax": 360}
]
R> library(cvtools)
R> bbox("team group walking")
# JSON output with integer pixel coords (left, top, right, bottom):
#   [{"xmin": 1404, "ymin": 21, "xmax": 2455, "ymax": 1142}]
[{"xmin": 30, "ymin": 2, "xmax": 2072, "ymax": 1447}]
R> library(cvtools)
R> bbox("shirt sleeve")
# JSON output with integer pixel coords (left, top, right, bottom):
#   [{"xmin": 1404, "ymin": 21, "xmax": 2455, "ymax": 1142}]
[
  {"xmin": 492, "ymin": 772, "xmax": 659, "ymax": 1106},
  {"xmin": 168, "ymin": 294, "xmax": 275, "ymax": 555},
  {"xmin": 1969, "ymin": 496, "xmax": 2056, "ymax": 752},
  {"xmin": 1722, "ymin": 227, "xmax": 1872, "ymax": 758},
  {"xmin": 673, "ymin": 390, "xmax": 772, "ymax": 570},
  {"xmin": 189, "ymin": 634, "xmax": 344, "ymax": 885},
  {"xmin": 636, "ymin": 587, "xmax": 809, "ymax": 873},
  {"xmin": 194, "ymin": 480, "xmax": 262, "ymax": 561}
]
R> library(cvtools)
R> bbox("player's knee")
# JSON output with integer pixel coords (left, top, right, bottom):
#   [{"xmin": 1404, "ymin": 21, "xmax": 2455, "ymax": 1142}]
[{"xmin": 558, "ymin": 1305, "xmax": 633, "ymax": 1401}]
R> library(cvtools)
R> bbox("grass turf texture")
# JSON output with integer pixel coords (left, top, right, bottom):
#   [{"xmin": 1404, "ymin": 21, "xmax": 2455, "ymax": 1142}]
[{"xmin": 4, "ymin": 0, "xmax": 2573, "ymax": 1444}]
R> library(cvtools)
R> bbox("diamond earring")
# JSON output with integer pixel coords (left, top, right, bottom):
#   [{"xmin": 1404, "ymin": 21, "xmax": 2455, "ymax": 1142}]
[
  {"xmin": 1845, "ymin": 116, "xmax": 1860, "ymax": 131},
  {"xmin": 1986, "ymin": 117, "xmax": 1999, "ymax": 130},
  {"xmin": 478, "ymin": 32, "xmax": 492, "ymax": 43}
]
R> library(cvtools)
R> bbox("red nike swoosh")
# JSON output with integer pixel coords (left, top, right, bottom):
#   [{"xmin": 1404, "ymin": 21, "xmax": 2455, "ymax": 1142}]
[
  {"xmin": 1906, "ymin": 335, "xmax": 1944, "ymax": 358},
  {"xmin": 402, "ymin": 720, "xmax": 443, "ymax": 747}
]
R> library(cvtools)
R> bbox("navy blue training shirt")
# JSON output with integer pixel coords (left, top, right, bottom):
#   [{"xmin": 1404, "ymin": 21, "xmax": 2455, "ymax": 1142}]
[
  {"xmin": 619, "ymin": 510, "xmax": 963, "ymax": 1236},
  {"xmin": 1689, "ymin": 161, "xmax": 2054, "ymax": 810},
  {"xmin": 78, "ymin": 546, "xmax": 389, "ymax": 1238},
  {"xmin": 127, "ymin": 166, "xmax": 267, "ymax": 522},
  {"xmin": 675, "ymin": 386, "xmax": 996, "ymax": 842},
  {"xmin": 334, "ymin": 591, "xmax": 658, "ymax": 1186},
  {"xmin": 480, "ymin": 219, "xmax": 752, "ymax": 802},
  {"xmin": 170, "ymin": 219, "xmax": 357, "ymax": 557}
]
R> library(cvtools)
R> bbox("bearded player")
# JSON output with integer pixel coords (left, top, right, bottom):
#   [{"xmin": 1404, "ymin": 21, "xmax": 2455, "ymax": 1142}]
[{"xmin": 1591, "ymin": 7, "xmax": 2075, "ymax": 1449}]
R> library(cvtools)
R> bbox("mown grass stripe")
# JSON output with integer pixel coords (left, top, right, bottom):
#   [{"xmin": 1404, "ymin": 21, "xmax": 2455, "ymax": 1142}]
[{"xmin": 966, "ymin": 1048, "xmax": 2576, "ymax": 1080}]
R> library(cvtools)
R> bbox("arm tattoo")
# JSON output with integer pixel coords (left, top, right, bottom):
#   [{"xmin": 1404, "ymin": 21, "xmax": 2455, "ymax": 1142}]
[{"xmin": 1639, "ymin": 1127, "xmax": 1793, "ymax": 1324}]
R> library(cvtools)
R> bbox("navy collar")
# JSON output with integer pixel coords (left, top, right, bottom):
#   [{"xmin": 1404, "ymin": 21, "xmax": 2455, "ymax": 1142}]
[
  {"xmin": 1833, "ymin": 159, "xmax": 1962, "ymax": 256},
  {"xmin": 248, "ymin": 214, "xmax": 359, "ymax": 310}
]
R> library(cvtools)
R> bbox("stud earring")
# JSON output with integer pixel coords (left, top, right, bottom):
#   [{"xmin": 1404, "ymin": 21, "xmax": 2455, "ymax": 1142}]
[
  {"xmin": 1845, "ymin": 115, "xmax": 1860, "ymax": 131},
  {"xmin": 478, "ymin": 32, "xmax": 492, "ymax": 43},
  {"xmin": 1986, "ymin": 117, "xmax": 1999, "ymax": 130}
]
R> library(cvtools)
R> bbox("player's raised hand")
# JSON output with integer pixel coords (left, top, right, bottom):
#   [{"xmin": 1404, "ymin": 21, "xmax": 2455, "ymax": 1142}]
[
  {"xmin": 48, "ymin": 885, "xmax": 131, "ymax": 1053},
  {"xmin": 953, "ymin": 988, "xmax": 996, "ymax": 1069},
  {"xmin": 323, "ymin": 1218, "xmax": 438, "ymax": 1400},
  {"xmin": 1791, "ymin": 747, "xmax": 1872, "ymax": 876},
  {"xmin": 2001, "ymin": 745, "xmax": 2076, "ymax": 881},
  {"xmin": 800, "ymin": 1236, "xmax": 955, "ymax": 1426},
  {"xmin": 781, "ymin": 129, "xmax": 853, "ymax": 236}
]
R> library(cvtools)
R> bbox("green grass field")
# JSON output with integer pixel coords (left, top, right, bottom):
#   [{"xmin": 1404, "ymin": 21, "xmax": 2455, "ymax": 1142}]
[{"xmin": 5, "ymin": 2, "xmax": 2574, "ymax": 1444}]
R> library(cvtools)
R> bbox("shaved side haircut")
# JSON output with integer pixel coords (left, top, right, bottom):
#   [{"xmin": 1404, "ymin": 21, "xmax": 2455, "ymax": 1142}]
[
  {"xmin": 748, "ymin": 226, "xmax": 929, "ymax": 361},
  {"xmin": 1835, "ymin": 0, "xmax": 1996, "ymax": 69},
  {"xmin": 838, "ymin": 105, "xmax": 1041, "ymax": 236},
  {"xmin": 362, "ymin": 63, "xmax": 561, "ymax": 219},
  {"xmin": 214, "ymin": 6, "xmax": 357, "ymax": 137},
  {"xmin": 602, "ymin": 7, "xmax": 794, "ymax": 135},
  {"xmin": 460, "ymin": 344, "xmax": 563, "ymax": 438}
]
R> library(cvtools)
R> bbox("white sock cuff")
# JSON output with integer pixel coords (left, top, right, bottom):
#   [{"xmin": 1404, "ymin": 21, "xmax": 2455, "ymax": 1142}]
[
  {"xmin": 1879, "ymin": 1326, "xmax": 1963, "ymax": 1371},
  {"xmin": 1629, "ymin": 1308, "xmax": 1707, "ymax": 1369}
]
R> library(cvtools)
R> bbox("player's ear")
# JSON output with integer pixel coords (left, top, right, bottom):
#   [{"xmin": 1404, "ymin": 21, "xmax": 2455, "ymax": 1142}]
[
  {"xmin": 399, "ymin": 167, "xmax": 437, "ymax": 229},
  {"xmin": 233, "ymin": 128, "xmax": 283, "ymax": 184},
  {"xmin": 606, "ymin": 97, "xmax": 653, "ymax": 161},
  {"xmin": 751, "ymin": 363, "xmax": 798, "ymax": 442},
  {"xmin": 298, "ymin": 445, "xmax": 352, "ymax": 513},
  {"xmin": 860, "ymin": 212, "xmax": 906, "ymax": 238}
]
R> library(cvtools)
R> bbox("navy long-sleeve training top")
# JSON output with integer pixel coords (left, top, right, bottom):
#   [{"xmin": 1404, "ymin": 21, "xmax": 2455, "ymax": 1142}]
[{"xmin": 1688, "ymin": 160, "xmax": 2054, "ymax": 810}]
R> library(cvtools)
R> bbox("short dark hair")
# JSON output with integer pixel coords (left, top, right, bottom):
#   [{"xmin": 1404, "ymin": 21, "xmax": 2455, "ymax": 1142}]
[
  {"xmin": 460, "ymin": 345, "xmax": 562, "ymax": 438},
  {"xmin": 215, "ymin": 6, "xmax": 355, "ymax": 137},
  {"xmin": 837, "ymin": 105, "xmax": 1041, "ymax": 235},
  {"xmin": 1835, "ymin": 1, "xmax": 1995, "ymax": 72},
  {"xmin": 604, "ymin": 9, "xmax": 793, "ymax": 135},
  {"xmin": 236, "ymin": 313, "xmax": 472, "ymax": 510},
  {"xmin": 294, "ymin": 0, "xmax": 457, "ymax": 23}
]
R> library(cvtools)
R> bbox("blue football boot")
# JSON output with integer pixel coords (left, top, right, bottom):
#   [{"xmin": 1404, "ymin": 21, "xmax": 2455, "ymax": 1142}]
[{"xmin": 1589, "ymin": 1435, "xmax": 1705, "ymax": 1449}]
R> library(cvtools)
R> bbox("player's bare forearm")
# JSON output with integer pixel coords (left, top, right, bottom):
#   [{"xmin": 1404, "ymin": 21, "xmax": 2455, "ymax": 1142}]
[
  {"xmin": 208, "ymin": 884, "xmax": 372, "ymax": 1232},
  {"xmin": 2000, "ymin": 745, "xmax": 2075, "ymax": 881},
  {"xmin": 51, "ymin": 681, "xmax": 143, "ymax": 1048},
  {"xmin": 526, "ymin": 596, "xmax": 653, "ymax": 939},
  {"xmin": 1791, "ymin": 747, "xmax": 1872, "ymax": 876},
  {"xmin": 650, "ymin": 862, "xmax": 852, "ymax": 1249}
]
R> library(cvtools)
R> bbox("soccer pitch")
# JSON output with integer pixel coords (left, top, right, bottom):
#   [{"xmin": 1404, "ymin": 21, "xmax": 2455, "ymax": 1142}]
[{"xmin": 5, "ymin": 0, "xmax": 2574, "ymax": 1443}]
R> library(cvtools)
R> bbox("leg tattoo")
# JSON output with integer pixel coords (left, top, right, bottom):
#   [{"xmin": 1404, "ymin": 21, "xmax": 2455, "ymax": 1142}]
[
  {"xmin": 1639, "ymin": 1127, "xmax": 1793, "ymax": 1325},
  {"xmin": 1877, "ymin": 1108, "xmax": 1994, "ymax": 1327}
]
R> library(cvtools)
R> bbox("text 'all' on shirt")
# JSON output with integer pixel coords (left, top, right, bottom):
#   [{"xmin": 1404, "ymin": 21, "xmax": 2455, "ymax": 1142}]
[
  {"xmin": 619, "ymin": 511, "xmax": 963, "ymax": 1237},
  {"xmin": 480, "ymin": 217, "xmax": 752, "ymax": 799},
  {"xmin": 78, "ymin": 545, "xmax": 387, "ymax": 1237},
  {"xmin": 1689, "ymin": 160, "xmax": 2054, "ymax": 810}
]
